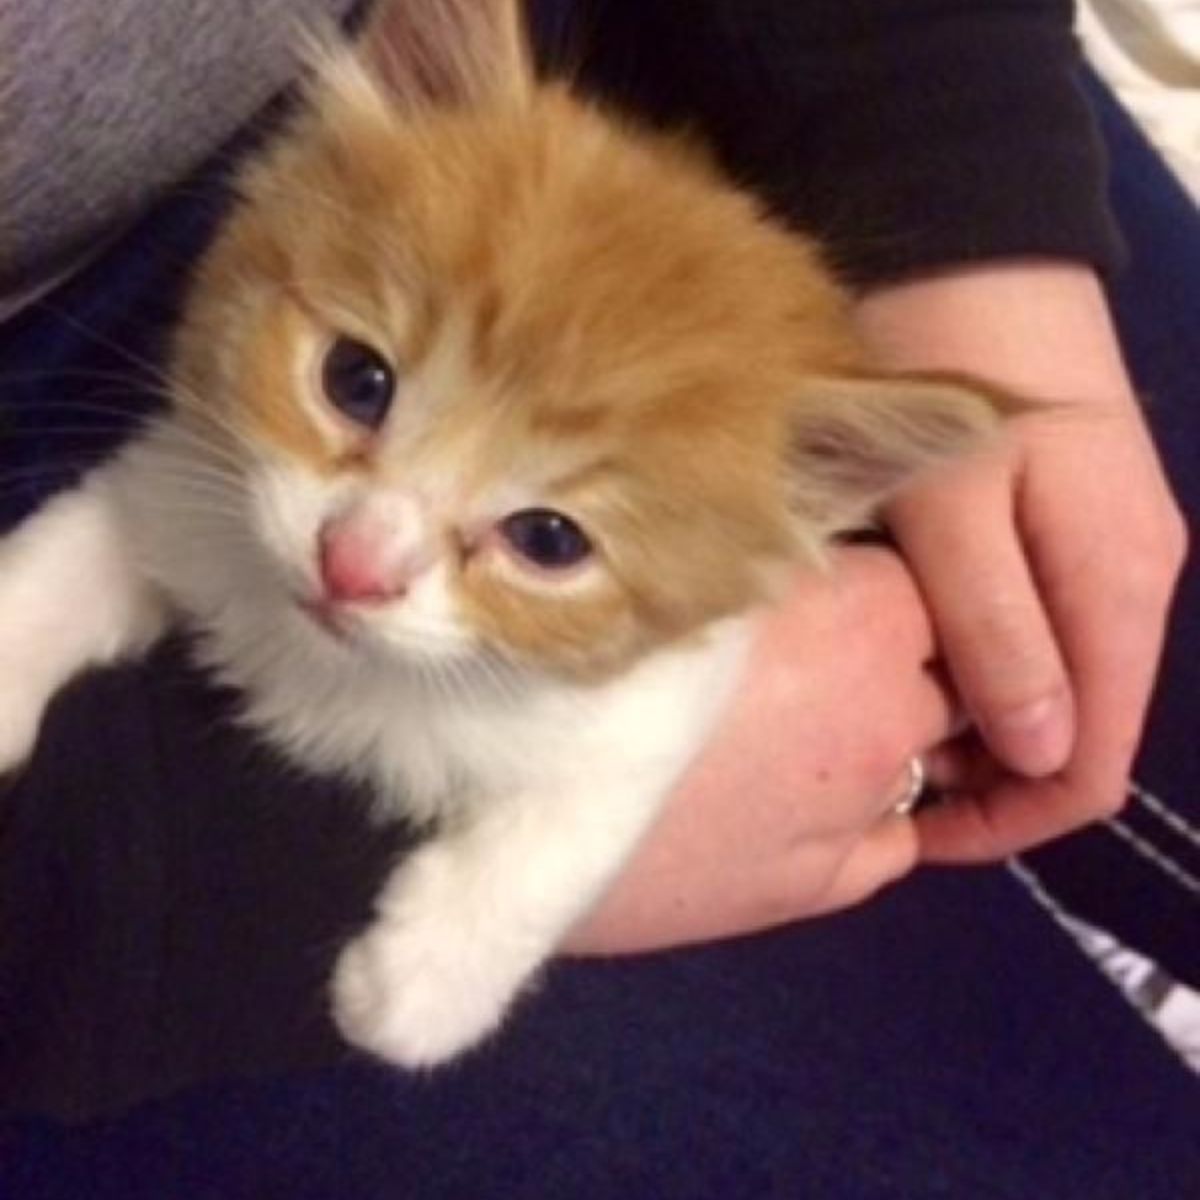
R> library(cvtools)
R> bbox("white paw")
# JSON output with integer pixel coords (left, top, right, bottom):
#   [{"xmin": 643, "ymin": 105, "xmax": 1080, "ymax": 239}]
[
  {"xmin": 331, "ymin": 917, "xmax": 528, "ymax": 1069},
  {"xmin": 0, "ymin": 683, "xmax": 45, "ymax": 776}
]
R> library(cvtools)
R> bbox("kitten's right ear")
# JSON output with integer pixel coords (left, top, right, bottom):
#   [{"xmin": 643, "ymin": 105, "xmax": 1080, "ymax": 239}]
[
  {"xmin": 356, "ymin": 0, "xmax": 533, "ymax": 111},
  {"xmin": 786, "ymin": 371, "xmax": 1008, "ymax": 543}
]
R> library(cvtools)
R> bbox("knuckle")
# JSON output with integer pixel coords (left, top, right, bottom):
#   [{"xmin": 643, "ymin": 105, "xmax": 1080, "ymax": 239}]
[
  {"xmin": 1112, "ymin": 539, "xmax": 1185, "ymax": 614},
  {"xmin": 1099, "ymin": 772, "xmax": 1128, "ymax": 820},
  {"xmin": 1160, "ymin": 505, "xmax": 1190, "ymax": 572},
  {"xmin": 960, "ymin": 593, "xmax": 1047, "ymax": 661},
  {"xmin": 1091, "ymin": 783, "xmax": 1129, "ymax": 821},
  {"xmin": 1061, "ymin": 776, "xmax": 1128, "ymax": 823},
  {"xmin": 1126, "ymin": 502, "xmax": 1189, "ymax": 588}
]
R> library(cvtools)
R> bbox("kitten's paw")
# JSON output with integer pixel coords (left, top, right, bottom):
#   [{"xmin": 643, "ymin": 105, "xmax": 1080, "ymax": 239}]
[
  {"xmin": 331, "ymin": 919, "xmax": 522, "ymax": 1069},
  {"xmin": 0, "ymin": 687, "xmax": 44, "ymax": 777}
]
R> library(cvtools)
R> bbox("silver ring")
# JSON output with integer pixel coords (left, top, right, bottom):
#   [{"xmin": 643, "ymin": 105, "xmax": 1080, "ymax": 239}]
[{"xmin": 893, "ymin": 756, "xmax": 926, "ymax": 816}]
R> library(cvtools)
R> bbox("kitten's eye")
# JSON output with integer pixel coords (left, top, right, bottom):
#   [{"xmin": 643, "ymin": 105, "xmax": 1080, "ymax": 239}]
[
  {"xmin": 500, "ymin": 509, "xmax": 592, "ymax": 570},
  {"xmin": 321, "ymin": 336, "xmax": 395, "ymax": 430}
]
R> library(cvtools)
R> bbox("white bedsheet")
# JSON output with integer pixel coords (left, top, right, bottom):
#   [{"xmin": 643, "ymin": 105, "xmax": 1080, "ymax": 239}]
[{"xmin": 1078, "ymin": 0, "xmax": 1200, "ymax": 201}]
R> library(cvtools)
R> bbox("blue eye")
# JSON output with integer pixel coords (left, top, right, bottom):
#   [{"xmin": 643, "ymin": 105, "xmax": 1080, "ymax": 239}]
[
  {"xmin": 500, "ymin": 509, "xmax": 592, "ymax": 570},
  {"xmin": 322, "ymin": 336, "xmax": 395, "ymax": 430}
]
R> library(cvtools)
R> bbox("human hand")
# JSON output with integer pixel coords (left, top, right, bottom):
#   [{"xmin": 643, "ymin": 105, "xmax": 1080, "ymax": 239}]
[
  {"xmin": 858, "ymin": 261, "xmax": 1187, "ymax": 862},
  {"xmin": 565, "ymin": 546, "xmax": 955, "ymax": 955}
]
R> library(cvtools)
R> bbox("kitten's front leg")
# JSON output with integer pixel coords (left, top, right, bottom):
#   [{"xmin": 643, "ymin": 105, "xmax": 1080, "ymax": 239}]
[
  {"xmin": 0, "ymin": 477, "xmax": 165, "ymax": 772},
  {"xmin": 332, "ymin": 777, "xmax": 663, "ymax": 1068}
]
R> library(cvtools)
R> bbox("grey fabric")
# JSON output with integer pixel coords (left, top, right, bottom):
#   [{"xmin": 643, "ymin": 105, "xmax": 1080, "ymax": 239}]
[{"xmin": 0, "ymin": 0, "xmax": 355, "ymax": 298}]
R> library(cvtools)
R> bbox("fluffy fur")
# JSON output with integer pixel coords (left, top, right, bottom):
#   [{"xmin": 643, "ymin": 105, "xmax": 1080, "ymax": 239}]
[{"xmin": 0, "ymin": 0, "xmax": 1001, "ymax": 1066}]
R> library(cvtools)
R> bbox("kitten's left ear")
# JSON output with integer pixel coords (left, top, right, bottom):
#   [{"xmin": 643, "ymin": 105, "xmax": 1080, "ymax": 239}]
[
  {"xmin": 787, "ymin": 372, "xmax": 1010, "ymax": 539},
  {"xmin": 359, "ymin": 0, "xmax": 533, "ymax": 110}
]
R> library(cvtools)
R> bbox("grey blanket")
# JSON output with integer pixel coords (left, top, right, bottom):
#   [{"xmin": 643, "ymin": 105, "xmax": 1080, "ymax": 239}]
[{"xmin": 0, "ymin": 0, "xmax": 353, "ymax": 302}]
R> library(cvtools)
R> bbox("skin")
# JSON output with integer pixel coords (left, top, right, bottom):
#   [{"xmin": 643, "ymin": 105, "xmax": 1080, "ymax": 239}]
[
  {"xmin": 568, "ymin": 545, "xmax": 950, "ymax": 954},
  {"xmin": 567, "ymin": 260, "xmax": 1187, "ymax": 955}
]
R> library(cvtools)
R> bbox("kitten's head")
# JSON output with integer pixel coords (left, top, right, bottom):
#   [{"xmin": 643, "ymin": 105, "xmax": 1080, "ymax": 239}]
[{"xmin": 172, "ymin": 0, "xmax": 999, "ymax": 682}]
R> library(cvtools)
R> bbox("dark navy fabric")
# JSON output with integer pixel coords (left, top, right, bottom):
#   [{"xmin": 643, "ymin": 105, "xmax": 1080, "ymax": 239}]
[
  {"xmin": 0, "ymin": 66, "xmax": 1197, "ymax": 1200},
  {"xmin": 4, "ymin": 870, "xmax": 1200, "ymax": 1199}
]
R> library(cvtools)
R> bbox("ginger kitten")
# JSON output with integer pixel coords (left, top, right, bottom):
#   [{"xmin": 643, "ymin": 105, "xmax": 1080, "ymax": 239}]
[{"xmin": 0, "ymin": 0, "xmax": 999, "ymax": 1066}]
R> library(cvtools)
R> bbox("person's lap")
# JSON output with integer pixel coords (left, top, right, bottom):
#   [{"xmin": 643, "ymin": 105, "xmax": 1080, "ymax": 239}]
[
  {"xmin": 1, "ymin": 76, "xmax": 1197, "ymax": 1195},
  {"xmin": 4, "ymin": 867, "xmax": 1199, "ymax": 1199}
]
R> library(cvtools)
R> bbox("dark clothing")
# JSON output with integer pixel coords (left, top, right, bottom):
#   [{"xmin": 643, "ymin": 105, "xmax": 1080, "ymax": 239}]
[
  {"xmin": 0, "ymin": 3, "xmax": 1197, "ymax": 1194},
  {"xmin": 5, "ymin": 871, "xmax": 1200, "ymax": 1199},
  {"xmin": 562, "ymin": 0, "xmax": 1125, "ymax": 282}
]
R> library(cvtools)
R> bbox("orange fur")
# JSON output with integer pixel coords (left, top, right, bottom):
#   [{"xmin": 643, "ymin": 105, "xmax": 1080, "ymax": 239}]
[{"xmin": 170, "ymin": 0, "xmax": 1000, "ymax": 681}]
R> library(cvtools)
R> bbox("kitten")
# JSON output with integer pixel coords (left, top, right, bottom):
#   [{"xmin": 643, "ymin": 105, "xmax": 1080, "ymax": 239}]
[{"xmin": 0, "ymin": 0, "xmax": 1000, "ymax": 1067}]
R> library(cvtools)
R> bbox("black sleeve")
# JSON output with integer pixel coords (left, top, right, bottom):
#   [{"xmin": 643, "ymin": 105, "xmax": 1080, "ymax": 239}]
[{"xmin": 543, "ymin": 0, "xmax": 1124, "ymax": 284}]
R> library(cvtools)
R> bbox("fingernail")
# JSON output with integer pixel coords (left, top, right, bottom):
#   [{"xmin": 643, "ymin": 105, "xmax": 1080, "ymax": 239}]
[{"xmin": 993, "ymin": 695, "xmax": 1072, "ymax": 777}]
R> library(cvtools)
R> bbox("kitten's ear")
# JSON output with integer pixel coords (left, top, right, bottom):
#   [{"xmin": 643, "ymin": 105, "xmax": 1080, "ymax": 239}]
[
  {"xmin": 357, "ymin": 0, "xmax": 533, "ymax": 110},
  {"xmin": 787, "ymin": 372, "xmax": 1008, "ymax": 537}
]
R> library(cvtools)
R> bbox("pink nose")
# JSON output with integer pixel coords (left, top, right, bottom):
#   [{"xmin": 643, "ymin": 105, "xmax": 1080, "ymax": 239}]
[{"xmin": 318, "ymin": 522, "xmax": 400, "ymax": 604}]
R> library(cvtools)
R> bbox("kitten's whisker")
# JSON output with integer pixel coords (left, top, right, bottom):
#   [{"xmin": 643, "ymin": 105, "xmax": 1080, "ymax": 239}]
[
  {"xmin": 35, "ymin": 306, "xmax": 183, "ymax": 400},
  {"xmin": 150, "ymin": 472, "xmax": 250, "ymax": 507},
  {"xmin": 167, "ymin": 398, "xmax": 264, "ymax": 461},
  {"xmin": 0, "ymin": 460, "xmax": 93, "ymax": 483},
  {"xmin": 1, "ymin": 427, "xmax": 255, "ymax": 497},
  {"xmin": 153, "ymin": 473, "xmax": 248, "ymax": 503},
  {"xmin": 0, "ymin": 481, "xmax": 79, "ymax": 505},
  {"xmin": 148, "ymin": 507, "xmax": 254, "ymax": 530},
  {"xmin": 0, "ymin": 462, "xmax": 102, "ymax": 495},
  {"xmin": 472, "ymin": 652, "xmax": 525, "ymax": 702},
  {"xmin": 0, "ymin": 367, "xmax": 164, "ymax": 396},
  {"xmin": 2, "ymin": 422, "xmax": 152, "ymax": 442},
  {"xmin": 178, "ymin": 434, "xmax": 258, "ymax": 477},
  {"xmin": 157, "ymin": 487, "xmax": 246, "ymax": 514},
  {"xmin": 4, "ymin": 393, "xmax": 262, "ymax": 482},
  {"xmin": 150, "ymin": 448, "xmax": 250, "ymax": 486},
  {"xmin": 2, "ymin": 400, "xmax": 157, "ymax": 431},
  {"xmin": 12, "ymin": 301, "xmax": 332, "ymax": 474}
]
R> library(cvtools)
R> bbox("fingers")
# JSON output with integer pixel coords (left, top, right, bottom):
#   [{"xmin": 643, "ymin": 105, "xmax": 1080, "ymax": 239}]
[
  {"xmin": 915, "ymin": 569, "xmax": 1177, "ymax": 862},
  {"xmin": 922, "ymin": 735, "xmax": 1005, "ymax": 794},
  {"xmin": 912, "ymin": 430, "xmax": 1184, "ymax": 863},
  {"xmin": 888, "ymin": 460, "xmax": 1074, "ymax": 779}
]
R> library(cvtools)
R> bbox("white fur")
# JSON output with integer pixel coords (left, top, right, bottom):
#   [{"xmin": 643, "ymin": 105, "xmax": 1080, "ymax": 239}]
[
  {"xmin": 1, "ymin": 410, "xmax": 752, "ymax": 1066},
  {"xmin": 0, "ymin": 482, "xmax": 165, "ymax": 770}
]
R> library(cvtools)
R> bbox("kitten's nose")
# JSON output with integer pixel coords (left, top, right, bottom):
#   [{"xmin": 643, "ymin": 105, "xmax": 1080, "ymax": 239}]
[
  {"xmin": 317, "ymin": 495, "xmax": 432, "ymax": 605},
  {"xmin": 318, "ymin": 519, "xmax": 406, "ymax": 605}
]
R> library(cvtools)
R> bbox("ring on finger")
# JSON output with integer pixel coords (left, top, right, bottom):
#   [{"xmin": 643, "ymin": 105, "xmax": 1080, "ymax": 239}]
[{"xmin": 892, "ymin": 755, "xmax": 926, "ymax": 816}]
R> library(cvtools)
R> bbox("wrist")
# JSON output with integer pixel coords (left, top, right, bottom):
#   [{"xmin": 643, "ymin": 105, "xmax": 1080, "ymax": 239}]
[{"xmin": 852, "ymin": 259, "xmax": 1137, "ymax": 410}]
